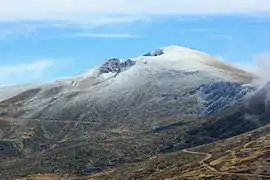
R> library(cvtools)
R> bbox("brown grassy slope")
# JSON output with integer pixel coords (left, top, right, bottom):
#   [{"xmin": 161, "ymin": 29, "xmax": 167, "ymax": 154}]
[{"xmin": 85, "ymin": 124, "xmax": 270, "ymax": 180}]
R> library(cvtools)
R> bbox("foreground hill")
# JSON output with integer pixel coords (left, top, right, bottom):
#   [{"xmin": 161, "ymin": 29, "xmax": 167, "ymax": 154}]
[
  {"xmin": 85, "ymin": 124, "xmax": 270, "ymax": 180},
  {"xmin": 15, "ymin": 125, "xmax": 270, "ymax": 180}
]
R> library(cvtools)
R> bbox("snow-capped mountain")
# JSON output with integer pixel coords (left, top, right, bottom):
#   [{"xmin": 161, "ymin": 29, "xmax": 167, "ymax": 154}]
[
  {"xmin": 3, "ymin": 46, "xmax": 270, "ymax": 180},
  {"xmin": 0, "ymin": 46, "xmax": 256, "ymax": 128},
  {"xmin": 76, "ymin": 46, "xmax": 253, "ymax": 82}
]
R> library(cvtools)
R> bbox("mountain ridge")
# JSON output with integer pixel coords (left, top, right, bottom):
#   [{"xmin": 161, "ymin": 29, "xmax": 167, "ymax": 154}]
[
  {"xmin": 0, "ymin": 45, "xmax": 267, "ymax": 180},
  {"xmin": 0, "ymin": 45, "xmax": 255, "ymax": 102}
]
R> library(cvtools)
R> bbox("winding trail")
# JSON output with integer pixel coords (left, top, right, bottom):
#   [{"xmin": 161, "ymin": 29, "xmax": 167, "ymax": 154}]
[{"xmin": 182, "ymin": 149, "xmax": 270, "ymax": 179}]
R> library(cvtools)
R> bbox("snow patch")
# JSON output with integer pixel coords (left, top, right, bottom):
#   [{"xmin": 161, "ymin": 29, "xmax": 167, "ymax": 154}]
[{"xmin": 130, "ymin": 46, "xmax": 241, "ymax": 77}]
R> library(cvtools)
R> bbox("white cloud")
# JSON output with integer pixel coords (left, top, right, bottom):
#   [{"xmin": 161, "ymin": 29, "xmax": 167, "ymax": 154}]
[
  {"xmin": 0, "ymin": 60, "xmax": 54, "ymax": 85},
  {"xmin": 0, "ymin": 15, "xmax": 145, "ymax": 40},
  {"xmin": 0, "ymin": 0, "xmax": 269, "ymax": 22},
  {"xmin": 231, "ymin": 53, "xmax": 270, "ymax": 87},
  {"xmin": 64, "ymin": 33, "xmax": 141, "ymax": 38},
  {"xmin": 0, "ymin": 0, "xmax": 268, "ymax": 39},
  {"xmin": 0, "ymin": 25, "xmax": 38, "ymax": 40},
  {"xmin": 250, "ymin": 53, "xmax": 270, "ymax": 87}
]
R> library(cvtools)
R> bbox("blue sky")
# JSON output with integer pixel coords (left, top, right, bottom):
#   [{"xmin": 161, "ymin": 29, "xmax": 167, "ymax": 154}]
[{"xmin": 0, "ymin": 0, "xmax": 270, "ymax": 85}]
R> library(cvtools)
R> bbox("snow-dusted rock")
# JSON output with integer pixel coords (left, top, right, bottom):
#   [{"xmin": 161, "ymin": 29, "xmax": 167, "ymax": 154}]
[{"xmin": 0, "ymin": 46, "xmax": 256, "ymax": 128}]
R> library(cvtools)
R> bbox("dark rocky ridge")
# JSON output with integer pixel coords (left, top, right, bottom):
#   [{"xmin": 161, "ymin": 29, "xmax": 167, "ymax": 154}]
[
  {"xmin": 143, "ymin": 49, "xmax": 164, "ymax": 56},
  {"xmin": 98, "ymin": 48, "xmax": 164, "ymax": 76},
  {"xmin": 99, "ymin": 58, "xmax": 136, "ymax": 74}
]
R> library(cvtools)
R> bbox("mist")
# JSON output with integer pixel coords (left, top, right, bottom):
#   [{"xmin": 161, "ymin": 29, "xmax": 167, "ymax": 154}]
[
  {"xmin": 251, "ymin": 54, "xmax": 270, "ymax": 88},
  {"xmin": 236, "ymin": 53, "xmax": 270, "ymax": 88}
]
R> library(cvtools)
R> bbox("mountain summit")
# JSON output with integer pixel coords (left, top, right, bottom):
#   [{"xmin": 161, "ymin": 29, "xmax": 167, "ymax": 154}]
[
  {"xmin": 77, "ymin": 46, "xmax": 254, "ymax": 83},
  {"xmin": 0, "ymin": 46, "xmax": 255, "ymax": 121}
]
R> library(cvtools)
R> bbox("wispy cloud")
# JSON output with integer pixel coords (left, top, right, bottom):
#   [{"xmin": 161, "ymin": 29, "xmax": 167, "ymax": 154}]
[
  {"xmin": 0, "ymin": 0, "xmax": 269, "ymax": 39},
  {"xmin": 0, "ymin": 0, "xmax": 270, "ymax": 21},
  {"xmin": 0, "ymin": 15, "xmax": 147, "ymax": 39},
  {"xmin": 64, "ymin": 33, "xmax": 142, "ymax": 38},
  {"xmin": 231, "ymin": 52, "xmax": 270, "ymax": 87},
  {"xmin": 0, "ymin": 60, "xmax": 54, "ymax": 85},
  {"xmin": 0, "ymin": 15, "xmax": 146, "ymax": 30},
  {"xmin": 0, "ymin": 25, "xmax": 38, "ymax": 40},
  {"xmin": 251, "ymin": 53, "xmax": 270, "ymax": 86}
]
